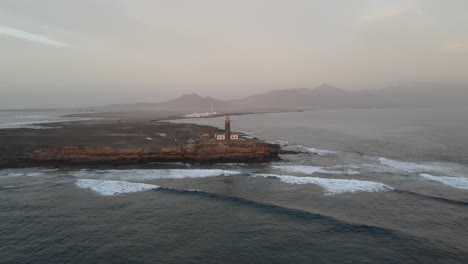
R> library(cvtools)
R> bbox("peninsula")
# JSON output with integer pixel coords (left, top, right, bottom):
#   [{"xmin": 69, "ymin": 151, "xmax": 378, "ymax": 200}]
[{"xmin": 0, "ymin": 116, "xmax": 279, "ymax": 168}]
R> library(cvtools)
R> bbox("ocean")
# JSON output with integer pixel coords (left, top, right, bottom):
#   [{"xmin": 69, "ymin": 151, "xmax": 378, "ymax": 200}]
[
  {"xmin": 1, "ymin": 107, "xmax": 468, "ymax": 263},
  {"xmin": 0, "ymin": 110, "xmax": 96, "ymax": 129}
]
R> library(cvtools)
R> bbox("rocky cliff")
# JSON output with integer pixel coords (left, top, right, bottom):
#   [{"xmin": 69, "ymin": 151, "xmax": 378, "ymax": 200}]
[
  {"xmin": 0, "ymin": 119, "xmax": 280, "ymax": 168},
  {"xmin": 33, "ymin": 141, "xmax": 279, "ymax": 164}
]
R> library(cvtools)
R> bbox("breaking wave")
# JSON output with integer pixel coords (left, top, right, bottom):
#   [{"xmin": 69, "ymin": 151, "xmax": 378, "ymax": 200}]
[
  {"xmin": 70, "ymin": 169, "xmax": 242, "ymax": 181},
  {"xmin": 253, "ymin": 174, "xmax": 393, "ymax": 195},
  {"xmin": 272, "ymin": 165, "xmax": 360, "ymax": 175},
  {"xmin": 420, "ymin": 174, "xmax": 468, "ymax": 190},
  {"xmin": 379, "ymin": 157, "xmax": 467, "ymax": 177},
  {"xmin": 266, "ymin": 139, "xmax": 290, "ymax": 146},
  {"xmin": 0, "ymin": 168, "xmax": 57, "ymax": 179},
  {"xmin": 75, "ymin": 179, "xmax": 159, "ymax": 196},
  {"xmin": 232, "ymin": 130, "xmax": 256, "ymax": 139},
  {"xmin": 298, "ymin": 145, "xmax": 338, "ymax": 156}
]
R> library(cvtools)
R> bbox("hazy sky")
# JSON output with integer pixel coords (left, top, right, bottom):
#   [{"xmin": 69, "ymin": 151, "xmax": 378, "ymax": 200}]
[{"xmin": 1, "ymin": 0, "xmax": 468, "ymax": 109}]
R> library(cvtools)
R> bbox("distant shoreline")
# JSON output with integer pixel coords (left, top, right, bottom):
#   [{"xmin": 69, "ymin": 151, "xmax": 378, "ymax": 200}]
[{"xmin": 62, "ymin": 109, "xmax": 308, "ymax": 120}]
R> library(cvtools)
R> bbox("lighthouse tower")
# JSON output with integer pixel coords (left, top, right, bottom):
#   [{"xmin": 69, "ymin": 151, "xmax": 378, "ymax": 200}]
[
  {"xmin": 224, "ymin": 116, "xmax": 231, "ymax": 141},
  {"xmin": 214, "ymin": 116, "xmax": 238, "ymax": 140}
]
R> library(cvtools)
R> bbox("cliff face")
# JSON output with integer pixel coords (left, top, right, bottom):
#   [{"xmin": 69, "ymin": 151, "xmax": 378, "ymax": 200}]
[
  {"xmin": 33, "ymin": 141, "xmax": 278, "ymax": 164},
  {"xmin": 0, "ymin": 119, "xmax": 283, "ymax": 168},
  {"xmin": 183, "ymin": 141, "xmax": 274, "ymax": 161}
]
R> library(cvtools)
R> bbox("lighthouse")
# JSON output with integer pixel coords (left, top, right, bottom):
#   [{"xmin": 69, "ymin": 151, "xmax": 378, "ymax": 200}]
[
  {"xmin": 224, "ymin": 116, "xmax": 231, "ymax": 141},
  {"xmin": 214, "ymin": 116, "xmax": 239, "ymax": 140}
]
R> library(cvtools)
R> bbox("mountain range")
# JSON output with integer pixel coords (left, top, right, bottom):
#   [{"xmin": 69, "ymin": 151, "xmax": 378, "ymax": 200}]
[{"xmin": 92, "ymin": 83, "xmax": 468, "ymax": 114}]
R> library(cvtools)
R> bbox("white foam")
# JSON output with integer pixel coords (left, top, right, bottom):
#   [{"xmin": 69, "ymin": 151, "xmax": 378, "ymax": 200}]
[
  {"xmin": 75, "ymin": 179, "xmax": 159, "ymax": 196},
  {"xmin": 233, "ymin": 130, "xmax": 255, "ymax": 136},
  {"xmin": 254, "ymin": 174, "xmax": 393, "ymax": 195},
  {"xmin": 233, "ymin": 130, "xmax": 256, "ymax": 139},
  {"xmin": 325, "ymin": 163, "xmax": 405, "ymax": 176},
  {"xmin": 358, "ymin": 163, "xmax": 403, "ymax": 174},
  {"xmin": 272, "ymin": 166, "xmax": 360, "ymax": 175},
  {"xmin": 379, "ymin": 157, "xmax": 468, "ymax": 177},
  {"xmin": 0, "ymin": 168, "xmax": 56, "ymax": 178},
  {"xmin": 268, "ymin": 140, "xmax": 289, "ymax": 146},
  {"xmin": 184, "ymin": 189, "xmax": 203, "ymax": 192},
  {"xmin": 71, "ymin": 169, "xmax": 242, "ymax": 181},
  {"xmin": 297, "ymin": 146, "xmax": 337, "ymax": 156},
  {"xmin": 380, "ymin": 158, "xmax": 440, "ymax": 173},
  {"xmin": 0, "ymin": 118, "xmax": 99, "ymax": 129},
  {"xmin": 419, "ymin": 174, "xmax": 468, "ymax": 190}
]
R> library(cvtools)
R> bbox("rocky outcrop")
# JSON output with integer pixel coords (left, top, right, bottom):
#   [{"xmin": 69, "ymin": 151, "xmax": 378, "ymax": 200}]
[
  {"xmin": 183, "ymin": 141, "xmax": 276, "ymax": 162},
  {"xmin": 32, "ymin": 141, "xmax": 279, "ymax": 164}
]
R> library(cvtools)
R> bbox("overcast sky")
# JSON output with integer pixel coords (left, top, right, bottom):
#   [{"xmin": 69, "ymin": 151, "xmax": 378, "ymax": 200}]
[{"xmin": 1, "ymin": 0, "xmax": 467, "ymax": 109}]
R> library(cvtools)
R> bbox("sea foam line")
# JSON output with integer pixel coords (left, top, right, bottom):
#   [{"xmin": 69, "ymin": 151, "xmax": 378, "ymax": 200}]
[
  {"xmin": 0, "ymin": 168, "xmax": 58, "ymax": 178},
  {"xmin": 75, "ymin": 179, "xmax": 159, "ymax": 196},
  {"xmin": 420, "ymin": 174, "xmax": 468, "ymax": 190},
  {"xmin": 70, "ymin": 169, "xmax": 242, "ymax": 181},
  {"xmin": 380, "ymin": 157, "xmax": 444, "ymax": 173},
  {"xmin": 272, "ymin": 165, "xmax": 360, "ymax": 175},
  {"xmin": 253, "ymin": 174, "xmax": 393, "ymax": 195},
  {"xmin": 296, "ymin": 145, "xmax": 338, "ymax": 156}
]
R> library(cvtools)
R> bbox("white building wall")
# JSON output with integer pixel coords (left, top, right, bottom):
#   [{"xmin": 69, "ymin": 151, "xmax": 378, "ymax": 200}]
[{"xmin": 215, "ymin": 134, "xmax": 239, "ymax": 140}]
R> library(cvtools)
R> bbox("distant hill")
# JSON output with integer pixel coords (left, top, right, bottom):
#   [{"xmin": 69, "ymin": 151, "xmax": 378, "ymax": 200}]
[
  {"xmin": 151, "ymin": 93, "xmax": 227, "ymax": 112},
  {"xmin": 91, "ymin": 83, "xmax": 468, "ymax": 114},
  {"xmin": 230, "ymin": 84, "xmax": 394, "ymax": 110},
  {"xmin": 91, "ymin": 94, "xmax": 229, "ymax": 113}
]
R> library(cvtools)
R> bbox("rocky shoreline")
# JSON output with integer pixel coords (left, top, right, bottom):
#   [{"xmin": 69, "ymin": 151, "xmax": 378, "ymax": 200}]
[{"xmin": 0, "ymin": 118, "xmax": 280, "ymax": 168}]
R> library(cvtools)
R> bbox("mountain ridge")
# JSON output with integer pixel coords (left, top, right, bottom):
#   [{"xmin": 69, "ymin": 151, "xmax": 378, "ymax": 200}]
[{"xmin": 90, "ymin": 83, "xmax": 468, "ymax": 113}]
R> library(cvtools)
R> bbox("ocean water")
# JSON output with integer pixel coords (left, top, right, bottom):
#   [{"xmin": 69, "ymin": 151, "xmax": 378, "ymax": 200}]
[
  {"xmin": 2, "ymin": 107, "xmax": 468, "ymax": 263},
  {"xmin": 0, "ymin": 110, "xmax": 96, "ymax": 129}
]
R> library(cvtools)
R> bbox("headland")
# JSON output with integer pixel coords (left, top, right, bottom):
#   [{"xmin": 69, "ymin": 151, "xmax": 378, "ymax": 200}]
[{"xmin": 0, "ymin": 117, "xmax": 280, "ymax": 168}]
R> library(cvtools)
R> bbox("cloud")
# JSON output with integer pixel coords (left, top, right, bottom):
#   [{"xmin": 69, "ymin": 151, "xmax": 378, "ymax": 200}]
[{"xmin": 0, "ymin": 25, "xmax": 68, "ymax": 48}]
